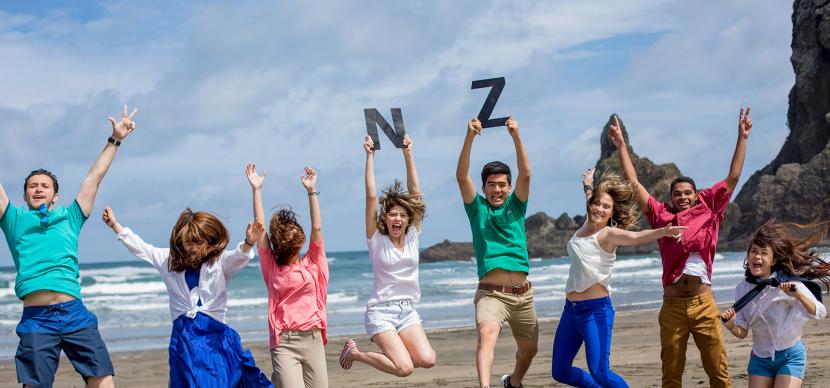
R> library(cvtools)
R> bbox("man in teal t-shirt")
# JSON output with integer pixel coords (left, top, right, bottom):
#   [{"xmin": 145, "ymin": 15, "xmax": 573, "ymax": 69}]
[
  {"xmin": 0, "ymin": 105, "xmax": 138, "ymax": 388},
  {"xmin": 456, "ymin": 117, "xmax": 537, "ymax": 388}
]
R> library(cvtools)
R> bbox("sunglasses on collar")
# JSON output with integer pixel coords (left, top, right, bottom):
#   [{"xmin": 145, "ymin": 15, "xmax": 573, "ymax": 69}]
[{"xmin": 38, "ymin": 204, "xmax": 49, "ymax": 228}]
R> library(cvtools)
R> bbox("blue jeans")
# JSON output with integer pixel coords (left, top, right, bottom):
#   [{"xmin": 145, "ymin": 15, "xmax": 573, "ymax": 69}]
[{"xmin": 551, "ymin": 297, "xmax": 628, "ymax": 388}]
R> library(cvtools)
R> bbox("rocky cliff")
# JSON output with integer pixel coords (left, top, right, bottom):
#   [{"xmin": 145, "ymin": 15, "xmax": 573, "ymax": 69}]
[{"xmin": 725, "ymin": 0, "xmax": 830, "ymax": 248}]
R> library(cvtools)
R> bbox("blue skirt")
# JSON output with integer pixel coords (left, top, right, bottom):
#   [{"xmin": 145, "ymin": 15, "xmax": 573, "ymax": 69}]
[{"xmin": 169, "ymin": 312, "xmax": 273, "ymax": 388}]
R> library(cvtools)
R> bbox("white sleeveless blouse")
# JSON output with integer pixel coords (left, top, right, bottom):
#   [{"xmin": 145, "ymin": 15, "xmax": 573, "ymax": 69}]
[{"xmin": 565, "ymin": 228, "xmax": 617, "ymax": 294}]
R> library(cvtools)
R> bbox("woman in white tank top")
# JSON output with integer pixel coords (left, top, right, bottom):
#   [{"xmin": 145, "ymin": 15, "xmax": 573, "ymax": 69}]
[
  {"xmin": 551, "ymin": 170, "xmax": 687, "ymax": 387},
  {"xmin": 339, "ymin": 134, "xmax": 436, "ymax": 376}
]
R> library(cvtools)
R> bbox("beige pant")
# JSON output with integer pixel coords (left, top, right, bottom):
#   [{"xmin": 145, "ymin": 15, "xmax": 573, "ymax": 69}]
[{"xmin": 271, "ymin": 329, "xmax": 328, "ymax": 388}]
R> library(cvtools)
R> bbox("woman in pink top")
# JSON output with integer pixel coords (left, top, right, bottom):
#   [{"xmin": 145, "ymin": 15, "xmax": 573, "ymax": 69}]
[
  {"xmin": 246, "ymin": 164, "xmax": 329, "ymax": 388},
  {"xmin": 339, "ymin": 134, "xmax": 436, "ymax": 376}
]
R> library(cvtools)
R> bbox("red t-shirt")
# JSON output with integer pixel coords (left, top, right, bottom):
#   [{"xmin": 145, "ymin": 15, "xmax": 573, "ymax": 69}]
[{"xmin": 646, "ymin": 180, "xmax": 732, "ymax": 288}]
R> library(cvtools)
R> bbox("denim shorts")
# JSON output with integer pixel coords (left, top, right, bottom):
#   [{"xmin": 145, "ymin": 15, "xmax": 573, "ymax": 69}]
[
  {"xmin": 747, "ymin": 341, "xmax": 806, "ymax": 379},
  {"xmin": 364, "ymin": 299, "xmax": 422, "ymax": 338},
  {"xmin": 15, "ymin": 299, "xmax": 114, "ymax": 386}
]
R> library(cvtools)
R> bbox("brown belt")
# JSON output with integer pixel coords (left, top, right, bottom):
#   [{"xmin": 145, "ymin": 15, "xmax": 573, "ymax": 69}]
[{"xmin": 477, "ymin": 281, "xmax": 532, "ymax": 295}]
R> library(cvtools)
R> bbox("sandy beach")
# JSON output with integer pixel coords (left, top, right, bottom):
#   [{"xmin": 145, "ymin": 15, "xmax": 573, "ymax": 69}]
[{"xmin": 2, "ymin": 301, "xmax": 829, "ymax": 387}]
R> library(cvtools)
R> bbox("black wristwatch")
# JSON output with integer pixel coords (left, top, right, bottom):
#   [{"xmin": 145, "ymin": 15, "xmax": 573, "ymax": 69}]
[
  {"xmin": 583, "ymin": 184, "xmax": 593, "ymax": 193},
  {"xmin": 108, "ymin": 137, "xmax": 122, "ymax": 146}
]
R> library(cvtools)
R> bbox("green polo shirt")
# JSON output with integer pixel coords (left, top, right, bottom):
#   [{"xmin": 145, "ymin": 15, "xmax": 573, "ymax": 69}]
[
  {"xmin": 464, "ymin": 192, "xmax": 529, "ymax": 280},
  {"xmin": 0, "ymin": 200, "xmax": 87, "ymax": 300}
]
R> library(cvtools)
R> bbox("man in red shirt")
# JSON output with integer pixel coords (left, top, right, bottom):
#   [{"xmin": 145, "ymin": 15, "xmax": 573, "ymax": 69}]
[{"xmin": 609, "ymin": 108, "xmax": 753, "ymax": 387}]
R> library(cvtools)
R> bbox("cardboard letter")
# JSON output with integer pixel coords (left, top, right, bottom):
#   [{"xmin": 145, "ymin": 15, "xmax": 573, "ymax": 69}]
[
  {"xmin": 471, "ymin": 77, "xmax": 508, "ymax": 128},
  {"xmin": 364, "ymin": 108, "xmax": 406, "ymax": 150}
]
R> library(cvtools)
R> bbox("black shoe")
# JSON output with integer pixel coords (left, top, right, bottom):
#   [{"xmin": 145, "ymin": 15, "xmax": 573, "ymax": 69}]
[{"xmin": 501, "ymin": 374, "xmax": 524, "ymax": 388}]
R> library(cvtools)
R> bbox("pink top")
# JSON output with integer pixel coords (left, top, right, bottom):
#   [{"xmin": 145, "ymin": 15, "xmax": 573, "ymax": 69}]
[
  {"xmin": 646, "ymin": 179, "xmax": 732, "ymax": 288},
  {"xmin": 258, "ymin": 240, "xmax": 329, "ymax": 349}
]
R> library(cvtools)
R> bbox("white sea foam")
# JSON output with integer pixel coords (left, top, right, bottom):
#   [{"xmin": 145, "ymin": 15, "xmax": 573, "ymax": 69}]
[
  {"xmin": 328, "ymin": 292, "xmax": 360, "ymax": 304},
  {"xmin": 105, "ymin": 303, "xmax": 169, "ymax": 312},
  {"xmin": 614, "ymin": 257, "xmax": 660, "ymax": 269},
  {"xmin": 82, "ymin": 281, "xmax": 167, "ymax": 296}
]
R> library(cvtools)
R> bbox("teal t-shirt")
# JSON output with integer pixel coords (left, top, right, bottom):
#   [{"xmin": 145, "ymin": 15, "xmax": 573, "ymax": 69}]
[
  {"xmin": 464, "ymin": 192, "xmax": 529, "ymax": 279},
  {"xmin": 0, "ymin": 200, "xmax": 87, "ymax": 299}
]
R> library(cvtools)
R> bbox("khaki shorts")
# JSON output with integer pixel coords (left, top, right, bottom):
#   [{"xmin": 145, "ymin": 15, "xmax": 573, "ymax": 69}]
[{"xmin": 474, "ymin": 286, "xmax": 538, "ymax": 340}]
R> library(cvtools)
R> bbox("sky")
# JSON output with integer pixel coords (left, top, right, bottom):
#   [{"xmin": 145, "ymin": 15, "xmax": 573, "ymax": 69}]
[{"xmin": 0, "ymin": 0, "xmax": 795, "ymax": 265}]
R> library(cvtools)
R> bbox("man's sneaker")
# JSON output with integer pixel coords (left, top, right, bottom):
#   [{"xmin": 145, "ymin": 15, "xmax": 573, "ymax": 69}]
[{"xmin": 501, "ymin": 374, "xmax": 525, "ymax": 388}]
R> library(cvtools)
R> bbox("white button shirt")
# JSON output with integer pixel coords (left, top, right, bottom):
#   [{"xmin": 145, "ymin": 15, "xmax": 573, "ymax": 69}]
[
  {"xmin": 734, "ymin": 275, "xmax": 827, "ymax": 359},
  {"xmin": 116, "ymin": 227, "xmax": 254, "ymax": 323}
]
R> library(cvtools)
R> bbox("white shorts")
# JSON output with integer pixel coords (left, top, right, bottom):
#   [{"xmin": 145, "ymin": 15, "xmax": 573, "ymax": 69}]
[{"xmin": 363, "ymin": 299, "xmax": 422, "ymax": 338}]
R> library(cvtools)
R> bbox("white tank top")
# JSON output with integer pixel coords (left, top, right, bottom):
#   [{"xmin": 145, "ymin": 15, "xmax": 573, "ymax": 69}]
[{"xmin": 565, "ymin": 228, "xmax": 617, "ymax": 294}]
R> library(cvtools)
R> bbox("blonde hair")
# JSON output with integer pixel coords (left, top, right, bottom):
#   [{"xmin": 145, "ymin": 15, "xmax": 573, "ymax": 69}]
[
  {"xmin": 376, "ymin": 180, "xmax": 426, "ymax": 235},
  {"xmin": 587, "ymin": 174, "xmax": 642, "ymax": 231},
  {"xmin": 168, "ymin": 208, "xmax": 229, "ymax": 272},
  {"xmin": 268, "ymin": 209, "xmax": 306, "ymax": 266}
]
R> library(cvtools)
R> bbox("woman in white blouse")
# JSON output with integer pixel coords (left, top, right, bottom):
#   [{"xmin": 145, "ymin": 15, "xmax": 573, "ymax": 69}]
[
  {"xmin": 552, "ymin": 170, "xmax": 686, "ymax": 387},
  {"xmin": 102, "ymin": 206, "xmax": 273, "ymax": 387},
  {"xmin": 339, "ymin": 134, "xmax": 436, "ymax": 376},
  {"xmin": 721, "ymin": 220, "xmax": 829, "ymax": 388}
]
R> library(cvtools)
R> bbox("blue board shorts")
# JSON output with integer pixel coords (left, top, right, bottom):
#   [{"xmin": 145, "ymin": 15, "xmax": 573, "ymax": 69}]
[
  {"xmin": 747, "ymin": 341, "xmax": 806, "ymax": 379},
  {"xmin": 15, "ymin": 299, "xmax": 114, "ymax": 387}
]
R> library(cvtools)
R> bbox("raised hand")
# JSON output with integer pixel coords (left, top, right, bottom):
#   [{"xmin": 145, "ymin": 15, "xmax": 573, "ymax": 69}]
[
  {"xmin": 102, "ymin": 206, "xmax": 118, "ymax": 228},
  {"xmin": 608, "ymin": 115, "xmax": 625, "ymax": 149},
  {"xmin": 107, "ymin": 104, "xmax": 138, "ymax": 141},
  {"xmin": 363, "ymin": 136, "xmax": 375, "ymax": 154},
  {"xmin": 467, "ymin": 118, "xmax": 482, "ymax": 135},
  {"xmin": 246, "ymin": 163, "xmax": 266, "ymax": 190},
  {"xmin": 300, "ymin": 166, "xmax": 318, "ymax": 193},
  {"xmin": 582, "ymin": 167, "xmax": 595, "ymax": 187},
  {"xmin": 246, "ymin": 219, "xmax": 265, "ymax": 245},
  {"xmin": 402, "ymin": 134, "xmax": 413, "ymax": 150},
  {"xmin": 738, "ymin": 106, "xmax": 752, "ymax": 139},
  {"xmin": 506, "ymin": 117, "xmax": 519, "ymax": 137}
]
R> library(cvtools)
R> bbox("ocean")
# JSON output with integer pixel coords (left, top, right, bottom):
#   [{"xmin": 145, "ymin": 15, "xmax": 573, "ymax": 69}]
[{"xmin": 0, "ymin": 250, "xmax": 752, "ymax": 359}]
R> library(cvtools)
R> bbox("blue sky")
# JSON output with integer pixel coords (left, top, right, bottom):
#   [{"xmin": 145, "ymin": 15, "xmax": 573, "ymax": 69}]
[{"xmin": 0, "ymin": 1, "xmax": 794, "ymax": 265}]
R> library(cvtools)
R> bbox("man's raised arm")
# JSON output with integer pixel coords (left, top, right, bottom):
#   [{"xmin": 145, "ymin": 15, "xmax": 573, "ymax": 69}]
[
  {"xmin": 725, "ymin": 107, "xmax": 752, "ymax": 193},
  {"xmin": 507, "ymin": 117, "xmax": 530, "ymax": 202},
  {"xmin": 76, "ymin": 105, "xmax": 138, "ymax": 217},
  {"xmin": 456, "ymin": 118, "xmax": 481, "ymax": 204}
]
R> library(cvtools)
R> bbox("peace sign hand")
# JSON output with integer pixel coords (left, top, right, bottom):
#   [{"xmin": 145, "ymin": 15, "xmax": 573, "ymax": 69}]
[
  {"xmin": 607, "ymin": 115, "xmax": 625, "ymax": 149},
  {"xmin": 738, "ymin": 106, "xmax": 752, "ymax": 139},
  {"xmin": 108, "ymin": 104, "xmax": 139, "ymax": 141}
]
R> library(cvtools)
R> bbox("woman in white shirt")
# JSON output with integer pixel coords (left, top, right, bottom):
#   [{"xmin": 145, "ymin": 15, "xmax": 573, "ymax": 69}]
[
  {"xmin": 102, "ymin": 206, "xmax": 273, "ymax": 387},
  {"xmin": 339, "ymin": 134, "xmax": 436, "ymax": 376},
  {"xmin": 552, "ymin": 170, "xmax": 686, "ymax": 387},
  {"xmin": 720, "ymin": 220, "xmax": 829, "ymax": 388}
]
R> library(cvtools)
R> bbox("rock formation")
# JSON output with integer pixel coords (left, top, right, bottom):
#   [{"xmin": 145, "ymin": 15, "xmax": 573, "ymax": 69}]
[{"xmin": 725, "ymin": 0, "xmax": 830, "ymax": 247}]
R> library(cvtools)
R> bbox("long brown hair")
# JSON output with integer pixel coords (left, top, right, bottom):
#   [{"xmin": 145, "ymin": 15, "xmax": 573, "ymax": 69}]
[
  {"xmin": 376, "ymin": 180, "xmax": 426, "ymax": 235},
  {"xmin": 587, "ymin": 174, "xmax": 642, "ymax": 231},
  {"xmin": 744, "ymin": 219, "xmax": 830, "ymax": 286},
  {"xmin": 268, "ymin": 209, "xmax": 305, "ymax": 266},
  {"xmin": 168, "ymin": 208, "xmax": 230, "ymax": 272}
]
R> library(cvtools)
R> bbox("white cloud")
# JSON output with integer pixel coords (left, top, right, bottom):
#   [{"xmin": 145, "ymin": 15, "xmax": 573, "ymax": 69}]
[{"xmin": 0, "ymin": 0, "xmax": 796, "ymax": 264}]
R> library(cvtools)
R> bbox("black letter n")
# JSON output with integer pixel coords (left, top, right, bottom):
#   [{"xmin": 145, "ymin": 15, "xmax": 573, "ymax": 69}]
[{"xmin": 364, "ymin": 108, "xmax": 406, "ymax": 150}]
